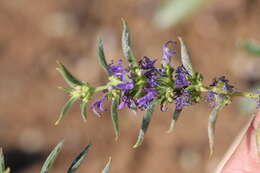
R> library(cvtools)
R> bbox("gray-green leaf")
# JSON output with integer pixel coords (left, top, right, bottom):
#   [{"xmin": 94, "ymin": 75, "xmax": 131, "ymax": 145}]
[
  {"xmin": 133, "ymin": 100, "xmax": 157, "ymax": 148},
  {"xmin": 101, "ymin": 157, "xmax": 112, "ymax": 173},
  {"xmin": 167, "ymin": 109, "xmax": 182, "ymax": 133},
  {"xmin": 111, "ymin": 96, "xmax": 120, "ymax": 140},
  {"xmin": 98, "ymin": 39, "xmax": 111, "ymax": 74},
  {"xmin": 0, "ymin": 148, "xmax": 5, "ymax": 173},
  {"xmin": 41, "ymin": 141, "xmax": 64, "ymax": 173},
  {"xmin": 121, "ymin": 19, "xmax": 138, "ymax": 68},
  {"xmin": 80, "ymin": 101, "xmax": 88, "ymax": 122},
  {"xmin": 57, "ymin": 62, "xmax": 85, "ymax": 87},
  {"xmin": 67, "ymin": 144, "xmax": 92, "ymax": 173},
  {"xmin": 178, "ymin": 37, "xmax": 195, "ymax": 76},
  {"xmin": 208, "ymin": 101, "xmax": 225, "ymax": 157},
  {"xmin": 55, "ymin": 96, "xmax": 79, "ymax": 125}
]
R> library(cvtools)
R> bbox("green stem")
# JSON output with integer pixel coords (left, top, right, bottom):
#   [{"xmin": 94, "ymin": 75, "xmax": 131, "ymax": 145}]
[{"xmin": 94, "ymin": 85, "xmax": 108, "ymax": 92}]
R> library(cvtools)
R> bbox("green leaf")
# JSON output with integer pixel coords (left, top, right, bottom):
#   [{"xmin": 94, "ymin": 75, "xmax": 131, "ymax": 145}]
[
  {"xmin": 167, "ymin": 109, "xmax": 182, "ymax": 133},
  {"xmin": 80, "ymin": 101, "xmax": 88, "ymax": 122},
  {"xmin": 55, "ymin": 96, "xmax": 79, "ymax": 125},
  {"xmin": 3, "ymin": 168, "xmax": 10, "ymax": 173},
  {"xmin": 208, "ymin": 101, "xmax": 225, "ymax": 157},
  {"xmin": 98, "ymin": 39, "xmax": 111, "ymax": 74},
  {"xmin": 57, "ymin": 62, "xmax": 85, "ymax": 87},
  {"xmin": 101, "ymin": 157, "xmax": 112, "ymax": 173},
  {"xmin": 41, "ymin": 141, "xmax": 64, "ymax": 173},
  {"xmin": 121, "ymin": 19, "xmax": 138, "ymax": 68},
  {"xmin": 0, "ymin": 148, "xmax": 5, "ymax": 173},
  {"xmin": 240, "ymin": 40, "xmax": 260, "ymax": 56},
  {"xmin": 111, "ymin": 96, "xmax": 120, "ymax": 140},
  {"xmin": 154, "ymin": 0, "xmax": 207, "ymax": 28},
  {"xmin": 178, "ymin": 37, "xmax": 195, "ymax": 76},
  {"xmin": 67, "ymin": 144, "xmax": 92, "ymax": 173},
  {"xmin": 133, "ymin": 100, "xmax": 157, "ymax": 148}
]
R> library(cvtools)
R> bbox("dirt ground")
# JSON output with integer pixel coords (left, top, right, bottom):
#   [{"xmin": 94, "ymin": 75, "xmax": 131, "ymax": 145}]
[{"xmin": 1, "ymin": 0, "xmax": 260, "ymax": 172}]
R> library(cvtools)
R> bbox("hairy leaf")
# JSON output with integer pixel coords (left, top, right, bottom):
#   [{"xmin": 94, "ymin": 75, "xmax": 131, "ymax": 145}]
[
  {"xmin": 208, "ymin": 101, "xmax": 225, "ymax": 157},
  {"xmin": 167, "ymin": 109, "xmax": 182, "ymax": 133},
  {"xmin": 57, "ymin": 62, "xmax": 85, "ymax": 87},
  {"xmin": 80, "ymin": 101, "xmax": 88, "ymax": 122},
  {"xmin": 98, "ymin": 39, "xmax": 111, "ymax": 74},
  {"xmin": 111, "ymin": 96, "xmax": 120, "ymax": 140},
  {"xmin": 121, "ymin": 19, "xmax": 138, "ymax": 68},
  {"xmin": 55, "ymin": 96, "xmax": 79, "ymax": 125},
  {"xmin": 41, "ymin": 141, "xmax": 63, "ymax": 173},
  {"xmin": 133, "ymin": 100, "xmax": 157, "ymax": 148},
  {"xmin": 101, "ymin": 157, "xmax": 112, "ymax": 173},
  {"xmin": 67, "ymin": 144, "xmax": 92, "ymax": 173},
  {"xmin": 178, "ymin": 37, "xmax": 195, "ymax": 76}
]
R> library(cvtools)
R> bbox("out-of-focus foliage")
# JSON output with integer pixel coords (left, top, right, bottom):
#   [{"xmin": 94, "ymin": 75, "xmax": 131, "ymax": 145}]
[
  {"xmin": 154, "ymin": 0, "xmax": 208, "ymax": 28},
  {"xmin": 240, "ymin": 40, "xmax": 260, "ymax": 56}
]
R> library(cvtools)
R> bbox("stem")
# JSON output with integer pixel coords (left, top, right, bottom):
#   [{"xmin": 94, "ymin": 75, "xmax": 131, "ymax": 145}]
[
  {"xmin": 95, "ymin": 85, "xmax": 108, "ymax": 92},
  {"xmin": 231, "ymin": 91, "xmax": 259, "ymax": 99}
]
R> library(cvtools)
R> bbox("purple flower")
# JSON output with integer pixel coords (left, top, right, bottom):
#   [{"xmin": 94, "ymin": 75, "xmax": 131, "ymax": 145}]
[
  {"xmin": 118, "ymin": 94, "xmax": 136, "ymax": 110},
  {"xmin": 206, "ymin": 91, "xmax": 217, "ymax": 107},
  {"xmin": 91, "ymin": 95, "xmax": 107, "ymax": 116},
  {"xmin": 162, "ymin": 41, "xmax": 176, "ymax": 65},
  {"xmin": 109, "ymin": 60, "xmax": 128, "ymax": 80},
  {"xmin": 175, "ymin": 90, "xmax": 191, "ymax": 110},
  {"xmin": 210, "ymin": 76, "xmax": 233, "ymax": 92},
  {"xmin": 136, "ymin": 89, "xmax": 158, "ymax": 110},
  {"xmin": 175, "ymin": 66, "xmax": 191, "ymax": 87},
  {"xmin": 139, "ymin": 56, "xmax": 157, "ymax": 70},
  {"xmin": 116, "ymin": 81, "xmax": 134, "ymax": 91}
]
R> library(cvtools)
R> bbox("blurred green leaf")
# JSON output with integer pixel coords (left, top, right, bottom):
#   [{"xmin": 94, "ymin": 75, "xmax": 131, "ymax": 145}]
[
  {"xmin": 55, "ymin": 96, "xmax": 79, "ymax": 125},
  {"xmin": 98, "ymin": 39, "xmax": 111, "ymax": 74},
  {"xmin": 111, "ymin": 96, "xmax": 120, "ymax": 140},
  {"xmin": 133, "ymin": 100, "xmax": 157, "ymax": 148},
  {"xmin": 167, "ymin": 109, "xmax": 182, "ymax": 133},
  {"xmin": 101, "ymin": 157, "xmax": 112, "ymax": 173},
  {"xmin": 3, "ymin": 168, "xmax": 10, "ymax": 173},
  {"xmin": 240, "ymin": 40, "xmax": 260, "ymax": 56},
  {"xmin": 208, "ymin": 101, "xmax": 225, "ymax": 157},
  {"xmin": 41, "ymin": 141, "xmax": 64, "ymax": 173},
  {"xmin": 67, "ymin": 144, "xmax": 92, "ymax": 173},
  {"xmin": 80, "ymin": 101, "xmax": 88, "ymax": 122},
  {"xmin": 178, "ymin": 37, "xmax": 195, "ymax": 76},
  {"xmin": 121, "ymin": 19, "xmax": 139, "ymax": 68},
  {"xmin": 57, "ymin": 62, "xmax": 85, "ymax": 87},
  {"xmin": 0, "ymin": 148, "xmax": 5, "ymax": 173},
  {"xmin": 154, "ymin": 0, "xmax": 207, "ymax": 28}
]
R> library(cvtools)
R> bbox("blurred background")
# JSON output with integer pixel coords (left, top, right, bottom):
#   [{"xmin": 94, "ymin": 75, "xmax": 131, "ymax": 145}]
[{"xmin": 1, "ymin": 0, "xmax": 260, "ymax": 172}]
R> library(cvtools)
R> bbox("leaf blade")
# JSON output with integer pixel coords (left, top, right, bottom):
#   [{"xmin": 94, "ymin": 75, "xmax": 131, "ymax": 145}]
[
  {"xmin": 167, "ymin": 109, "xmax": 182, "ymax": 133},
  {"xmin": 111, "ymin": 96, "xmax": 120, "ymax": 140},
  {"xmin": 98, "ymin": 39, "xmax": 111, "ymax": 74},
  {"xmin": 41, "ymin": 141, "xmax": 64, "ymax": 173},
  {"xmin": 57, "ymin": 62, "xmax": 84, "ymax": 87},
  {"xmin": 101, "ymin": 157, "xmax": 112, "ymax": 173},
  {"xmin": 55, "ymin": 96, "xmax": 79, "ymax": 125},
  {"xmin": 121, "ymin": 19, "xmax": 138, "ymax": 68},
  {"xmin": 133, "ymin": 100, "xmax": 157, "ymax": 148},
  {"xmin": 178, "ymin": 37, "xmax": 195, "ymax": 76},
  {"xmin": 80, "ymin": 101, "xmax": 88, "ymax": 122},
  {"xmin": 67, "ymin": 144, "xmax": 92, "ymax": 173}
]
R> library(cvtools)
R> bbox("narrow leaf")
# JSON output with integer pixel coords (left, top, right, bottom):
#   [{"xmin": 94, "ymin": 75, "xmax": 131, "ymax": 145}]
[
  {"xmin": 101, "ymin": 157, "xmax": 112, "ymax": 173},
  {"xmin": 178, "ymin": 37, "xmax": 195, "ymax": 76},
  {"xmin": 67, "ymin": 144, "xmax": 92, "ymax": 173},
  {"xmin": 55, "ymin": 96, "xmax": 78, "ymax": 125},
  {"xmin": 121, "ymin": 19, "xmax": 138, "ymax": 68},
  {"xmin": 0, "ymin": 148, "xmax": 5, "ymax": 173},
  {"xmin": 57, "ymin": 62, "xmax": 85, "ymax": 87},
  {"xmin": 41, "ymin": 141, "xmax": 64, "ymax": 173},
  {"xmin": 98, "ymin": 39, "xmax": 111, "ymax": 74},
  {"xmin": 133, "ymin": 100, "xmax": 157, "ymax": 148},
  {"xmin": 167, "ymin": 109, "xmax": 182, "ymax": 133},
  {"xmin": 80, "ymin": 101, "xmax": 88, "ymax": 122},
  {"xmin": 208, "ymin": 102, "xmax": 225, "ymax": 157},
  {"xmin": 111, "ymin": 96, "xmax": 120, "ymax": 140},
  {"xmin": 240, "ymin": 40, "xmax": 260, "ymax": 56}
]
